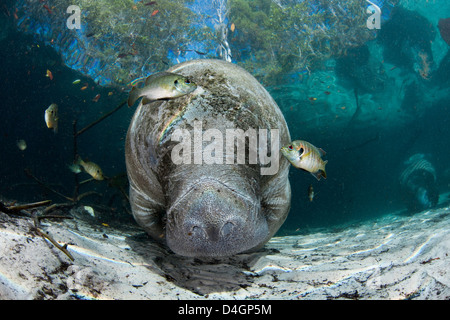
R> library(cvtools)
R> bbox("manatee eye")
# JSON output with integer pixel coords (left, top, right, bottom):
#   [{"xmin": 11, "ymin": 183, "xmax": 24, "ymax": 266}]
[
  {"xmin": 288, "ymin": 145, "xmax": 293, "ymax": 150},
  {"xmin": 299, "ymin": 148, "xmax": 304, "ymax": 155}
]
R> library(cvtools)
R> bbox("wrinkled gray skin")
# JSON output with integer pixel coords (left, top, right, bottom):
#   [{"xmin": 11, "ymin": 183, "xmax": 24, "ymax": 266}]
[{"xmin": 125, "ymin": 59, "xmax": 291, "ymax": 257}]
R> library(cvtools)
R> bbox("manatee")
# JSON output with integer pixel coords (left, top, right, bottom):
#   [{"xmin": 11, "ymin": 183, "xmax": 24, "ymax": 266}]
[{"xmin": 125, "ymin": 59, "xmax": 291, "ymax": 257}]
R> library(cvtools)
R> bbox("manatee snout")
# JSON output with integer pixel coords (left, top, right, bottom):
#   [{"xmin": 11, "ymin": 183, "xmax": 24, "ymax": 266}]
[{"xmin": 166, "ymin": 179, "xmax": 268, "ymax": 257}]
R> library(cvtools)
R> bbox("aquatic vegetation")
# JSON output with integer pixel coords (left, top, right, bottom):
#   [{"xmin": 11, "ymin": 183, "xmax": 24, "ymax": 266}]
[
  {"xmin": 16, "ymin": 0, "xmax": 198, "ymax": 85},
  {"xmin": 16, "ymin": 0, "xmax": 393, "ymax": 86},
  {"xmin": 227, "ymin": 0, "xmax": 379, "ymax": 84}
]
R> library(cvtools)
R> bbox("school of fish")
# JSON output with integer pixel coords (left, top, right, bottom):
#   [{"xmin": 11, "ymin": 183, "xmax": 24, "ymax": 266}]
[{"xmin": 39, "ymin": 72, "xmax": 199, "ymax": 183}]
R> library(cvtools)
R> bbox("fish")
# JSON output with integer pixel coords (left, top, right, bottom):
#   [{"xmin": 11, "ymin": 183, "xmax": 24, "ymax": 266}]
[
  {"xmin": 151, "ymin": 9, "xmax": 159, "ymax": 16},
  {"xmin": 324, "ymin": 91, "xmax": 331, "ymax": 95},
  {"xmin": 308, "ymin": 97, "xmax": 317, "ymax": 102},
  {"xmin": 230, "ymin": 23, "xmax": 236, "ymax": 32},
  {"xmin": 44, "ymin": 103, "xmax": 58, "ymax": 133},
  {"xmin": 92, "ymin": 94, "xmax": 101, "ymax": 102},
  {"xmin": 117, "ymin": 52, "xmax": 132, "ymax": 59},
  {"xmin": 280, "ymin": 140, "xmax": 328, "ymax": 181},
  {"xmin": 46, "ymin": 69, "xmax": 53, "ymax": 80},
  {"xmin": 180, "ymin": 49, "xmax": 207, "ymax": 56},
  {"xmin": 43, "ymin": 4, "xmax": 52, "ymax": 14},
  {"xmin": 144, "ymin": 1, "xmax": 157, "ymax": 5},
  {"xmin": 72, "ymin": 79, "xmax": 81, "ymax": 84},
  {"xmin": 70, "ymin": 156, "xmax": 105, "ymax": 180},
  {"xmin": 308, "ymin": 184, "xmax": 314, "ymax": 202},
  {"xmin": 67, "ymin": 163, "xmax": 82, "ymax": 174},
  {"xmin": 16, "ymin": 139, "xmax": 27, "ymax": 151},
  {"xmin": 127, "ymin": 72, "xmax": 197, "ymax": 107},
  {"xmin": 81, "ymin": 84, "xmax": 88, "ymax": 90}
]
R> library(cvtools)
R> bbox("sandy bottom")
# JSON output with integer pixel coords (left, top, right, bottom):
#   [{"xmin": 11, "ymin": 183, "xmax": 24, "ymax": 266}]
[{"xmin": 1, "ymin": 201, "xmax": 450, "ymax": 300}]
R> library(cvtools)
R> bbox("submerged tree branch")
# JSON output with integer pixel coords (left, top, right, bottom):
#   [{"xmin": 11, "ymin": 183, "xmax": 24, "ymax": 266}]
[
  {"xmin": 32, "ymin": 212, "xmax": 75, "ymax": 261},
  {"xmin": 24, "ymin": 169, "xmax": 74, "ymax": 202},
  {"xmin": 76, "ymin": 99, "xmax": 127, "ymax": 137},
  {"xmin": 35, "ymin": 227, "xmax": 75, "ymax": 261},
  {"xmin": 1, "ymin": 200, "xmax": 52, "ymax": 214}
]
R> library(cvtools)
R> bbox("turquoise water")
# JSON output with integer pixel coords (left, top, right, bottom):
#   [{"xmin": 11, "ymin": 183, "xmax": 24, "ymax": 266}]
[{"xmin": 1, "ymin": 0, "xmax": 449, "ymax": 233}]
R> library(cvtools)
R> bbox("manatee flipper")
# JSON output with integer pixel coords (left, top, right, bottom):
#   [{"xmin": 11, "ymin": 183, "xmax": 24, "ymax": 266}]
[
  {"xmin": 125, "ymin": 109, "xmax": 166, "ymax": 239},
  {"xmin": 129, "ymin": 184, "xmax": 165, "ymax": 240},
  {"xmin": 259, "ymin": 161, "xmax": 292, "ymax": 248}
]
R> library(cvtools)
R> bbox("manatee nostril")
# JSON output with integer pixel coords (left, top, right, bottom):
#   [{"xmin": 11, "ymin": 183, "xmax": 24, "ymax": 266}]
[
  {"xmin": 221, "ymin": 221, "xmax": 235, "ymax": 237},
  {"xmin": 190, "ymin": 225, "xmax": 203, "ymax": 236},
  {"xmin": 187, "ymin": 222, "xmax": 236, "ymax": 241},
  {"xmin": 186, "ymin": 225, "xmax": 205, "ymax": 238}
]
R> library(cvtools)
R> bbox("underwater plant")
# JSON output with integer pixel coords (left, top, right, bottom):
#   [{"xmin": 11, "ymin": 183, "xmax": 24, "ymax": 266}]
[
  {"xmin": 16, "ymin": 0, "xmax": 390, "ymax": 86},
  {"xmin": 16, "ymin": 0, "xmax": 198, "ymax": 85},
  {"xmin": 227, "ymin": 0, "xmax": 378, "ymax": 85}
]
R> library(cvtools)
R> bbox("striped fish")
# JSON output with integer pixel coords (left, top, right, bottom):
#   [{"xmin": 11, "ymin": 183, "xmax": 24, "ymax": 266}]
[
  {"xmin": 281, "ymin": 140, "xmax": 328, "ymax": 181},
  {"xmin": 399, "ymin": 154, "xmax": 436, "ymax": 185}
]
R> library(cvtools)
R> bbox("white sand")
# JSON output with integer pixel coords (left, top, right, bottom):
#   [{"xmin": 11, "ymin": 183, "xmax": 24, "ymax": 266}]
[{"xmin": 1, "ymin": 204, "xmax": 449, "ymax": 300}]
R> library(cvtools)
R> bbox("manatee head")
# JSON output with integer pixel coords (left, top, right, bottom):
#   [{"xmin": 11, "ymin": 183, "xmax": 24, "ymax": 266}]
[
  {"xmin": 125, "ymin": 59, "xmax": 291, "ymax": 258},
  {"xmin": 165, "ymin": 177, "xmax": 268, "ymax": 257}
]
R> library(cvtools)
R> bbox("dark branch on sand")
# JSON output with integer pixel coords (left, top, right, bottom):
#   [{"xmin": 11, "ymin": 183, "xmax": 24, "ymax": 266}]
[
  {"xmin": 32, "ymin": 213, "xmax": 75, "ymax": 261},
  {"xmin": 34, "ymin": 227, "xmax": 75, "ymax": 261},
  {"xmin": 1, "ymin": 200, "xmax": 75, "ymax": 261},
  {"xmin": 0, "ymin": 200, "xmax": 52, "ymax": 214}
]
